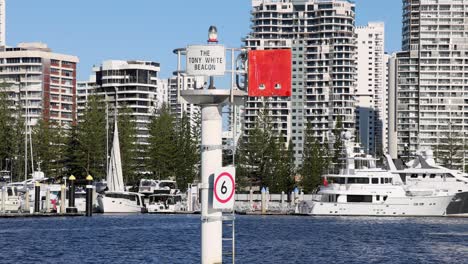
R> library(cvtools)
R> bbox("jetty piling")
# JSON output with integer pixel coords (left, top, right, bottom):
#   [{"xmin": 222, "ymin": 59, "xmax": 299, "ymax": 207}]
[
  {"xmin": 45, "ymin": 186, "xmax": 51, "ymax": 212},
  {"xmin": 66, "ymin": 175, "xmax": 78, "ymax": 214},
  {"xmin": 34, "ymin": 182, "xmax": 40, "ymax": 213},
  {"xmin": 24, "ymin": 189, "xmax": 30, "ymax": 213},
  {"xmin": 60, "ymin": 184, "xmax": 66, "ymax": 214},
  {"xmin": 85, "ymin": 175, "xmax": 93, "ymax": 217},
  {"xmin": 261, "ymin": 187, "xmax": 267, "ymax": 214}
]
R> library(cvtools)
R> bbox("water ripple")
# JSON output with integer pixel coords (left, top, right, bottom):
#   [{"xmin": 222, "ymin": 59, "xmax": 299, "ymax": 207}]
[{"xmin": 0, "ymin": 215, "xmax": 467, "ymax": 263}]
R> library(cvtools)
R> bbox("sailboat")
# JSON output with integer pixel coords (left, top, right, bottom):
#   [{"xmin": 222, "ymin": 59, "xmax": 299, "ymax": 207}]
[{"xmin": 96, "ymin": 117, "xmax": 146, "ymax": 213}]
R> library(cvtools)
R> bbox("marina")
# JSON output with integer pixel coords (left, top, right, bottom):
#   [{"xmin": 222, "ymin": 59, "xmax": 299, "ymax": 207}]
[{"xmin": 2, "ymin": 0, "xmax": 468, "ymax": 263}]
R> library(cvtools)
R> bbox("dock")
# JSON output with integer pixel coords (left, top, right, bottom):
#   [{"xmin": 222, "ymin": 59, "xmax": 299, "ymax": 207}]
[{"xmin": 0, "ymin": 213, "xmax": 84, "ymax": 218}]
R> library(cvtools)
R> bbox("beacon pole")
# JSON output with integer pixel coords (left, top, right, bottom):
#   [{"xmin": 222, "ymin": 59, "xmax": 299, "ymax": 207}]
[
  {"xmin": 178, "ymin": 26, "xmax": 246, "ymax": 264},
  {"xmin": 34, "ymin": 181, "xmax": 40, "ymax": 213},
  {"xmin": 201, "ymin": 25, "xmax": 223, "ymax": 264}
]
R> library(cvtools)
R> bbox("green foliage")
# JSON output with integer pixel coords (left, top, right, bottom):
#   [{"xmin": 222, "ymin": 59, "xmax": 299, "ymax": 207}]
[
  {"xmin": 0, "ymin": 88, "xmax": 16, "ymax": 170},
  {"xmin": 332, "ymin": 116, "xmax": 345, "ymax": 169},
  {"xmin": 75, "ymin": 95, "xmax": 107, "ymax": 180},
  {"xmin": 266, "ymin": 139, "xmax": 295, "ymax": 193},
  {"xmin": 0, "ymin": 82, "xmax": 25, "ymax": 181},
  {"xmin": 146, "ymin": 106, "xmax": 200, "ymax": 191},
  {"xmin": 147, "ymin": 105, "xmax": 178, "ymax": 180},
  {"xmin": 436, "ymin": 127, "xmax": 465, "ymax": 170},
  {"xmin": 236, "ymin": 103, "xmax": 295, "ymax": 191},
  {"xmin": 173, "ymin": 113, "xmax": 199, "ymax": 191},
  {"xmin": 31, "ymin": 120, "xmax": 66, "ymax": 179},
  {"xmin": 301, "ymin": 123, "xmax": 329, "ymax": 193},
  {"xmin": 63, "ymin": 125, "xmax": 82, "ymax": 177}
]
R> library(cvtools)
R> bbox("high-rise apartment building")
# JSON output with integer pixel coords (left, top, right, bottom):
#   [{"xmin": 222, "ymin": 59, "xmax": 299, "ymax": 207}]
[
  {"xmin": 391, "ymin": 0, "xmax": 468, "ymax": 164},
  {"xmin": 355, "ymin": 22, "xmax": 386, "ymax": 156},
  {"xmin": 168, "ymin": 75, "xmax": 201, "ymax": 129},
  {"xmin": 86, "ymin": 60, "xmax": 166, "ymax": 145},
  {"xmin": 245, "ymin": 0, "xmax": 357, "ymax": 167},
  {"xmin": 0, "ymin": 43, "xmax": 79, "ymax": 128},
  {"xmin": 77, "ymin": 75, "xmax": 96, "ymax": 119}
]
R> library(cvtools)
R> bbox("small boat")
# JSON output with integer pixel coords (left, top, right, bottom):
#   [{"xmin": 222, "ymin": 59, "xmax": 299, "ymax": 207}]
[{"xmin": 147, "ymin": 193, "xmax": 185, "ymax": 213}]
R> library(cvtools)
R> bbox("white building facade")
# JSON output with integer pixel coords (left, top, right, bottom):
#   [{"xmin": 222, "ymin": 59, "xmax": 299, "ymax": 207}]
[
  {"xmin": 84, "ymin": 60, "xmax": 166, "ymax": 146},
  {"xmin": 244, "ymin": 0, "xmax": 357, "ymax": 167},
  {"xmin": 355, "ymin": 22, "xmax": 386, "ymax": 156},
  {"xmin": 391, "ymin": 0, "xmax": 468, "ymax": 167},
  {"xmin": 168, "ymin": 75, "xmax": 201, "ymax": 129}
]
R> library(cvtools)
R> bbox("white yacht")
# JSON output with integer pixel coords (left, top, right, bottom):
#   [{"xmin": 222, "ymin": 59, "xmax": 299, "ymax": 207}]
[
  {"xmin": 0, "ymin": 186, "xmax": 21, "ymax": 213},
  {"xmin": 97, "ymin": 191, "xmax": 146, "ymax": 213},
  {"xmin": 297, "ymin": 133, "xmax": 454, "ymax": 217},
  {"xmin": 96, "ymin": 118, "xmax": 146, "ymax": 214},
  {"xmin": 138, "ymin": 179, "xmax": 180, "ymax": 195},
  {"xmin": 391, "ymin": 149, "xmax": 468, "ymax": 216},
  {"xmin": 9, "ymin": 170, "xmax": 62, "ymax": 213},
  {"xmin": 147, "ymin": 193, "xmax": 185, "ymax": 213}
]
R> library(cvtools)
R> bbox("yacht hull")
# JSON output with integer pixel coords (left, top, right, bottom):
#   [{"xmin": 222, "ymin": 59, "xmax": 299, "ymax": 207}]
[
  {"xmin": 446, "ymin": 192, "xmax": 468, "ymax": 216},
  {"xmin": 298, "ymin": 195, "xmax": 453, "ymax": 217},
  {"xmin": 97, "ymin": 195, "xmax": 144, "ymax": 213}
]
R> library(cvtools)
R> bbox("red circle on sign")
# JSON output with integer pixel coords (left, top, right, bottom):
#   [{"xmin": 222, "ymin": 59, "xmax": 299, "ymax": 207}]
[{"xmin": 214, "ymin": 172, "xmax": 235, "ymax": 204}]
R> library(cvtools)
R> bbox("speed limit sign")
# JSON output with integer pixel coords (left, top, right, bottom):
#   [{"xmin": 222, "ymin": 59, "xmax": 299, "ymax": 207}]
[{"xmin": 213, "ymin": 167, "xmax": 236, "ymax": 210}]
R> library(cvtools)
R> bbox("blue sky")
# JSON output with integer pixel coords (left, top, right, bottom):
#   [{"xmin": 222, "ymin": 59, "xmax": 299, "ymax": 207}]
[{"xmin": 7, "ymin": 0, "xmax": 402, "ymax": 80}]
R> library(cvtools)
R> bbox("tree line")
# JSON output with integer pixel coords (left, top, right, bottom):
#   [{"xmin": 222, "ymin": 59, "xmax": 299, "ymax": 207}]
[
  {"xmin": 0, "ymin": 91, "xmax": 200, "ymax": 190},
  {"xmin": 235, "ymin": 107, "xmax": 340, "ymax": 194}
]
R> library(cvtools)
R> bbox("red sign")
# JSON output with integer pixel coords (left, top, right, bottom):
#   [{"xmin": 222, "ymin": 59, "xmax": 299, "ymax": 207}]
[{"xmin": 248, "ymin": 49, "xmax": 292, "ymax": 97}]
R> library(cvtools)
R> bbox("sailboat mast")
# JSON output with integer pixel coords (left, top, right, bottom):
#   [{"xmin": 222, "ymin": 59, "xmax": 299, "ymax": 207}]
[
  {"xmin": 106, "ymin": 100, "xmax": 109, "ymax": 179},
  {"xmin": 22, "ymin": 76, "xmax": 27, "ymax": 181},
  {"xmin": 29, "ymin": 115, "xmax": 34, "ymax": 172}
]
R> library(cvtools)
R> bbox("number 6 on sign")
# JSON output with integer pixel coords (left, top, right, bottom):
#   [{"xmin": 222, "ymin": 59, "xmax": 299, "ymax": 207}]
[{"xmin": 213, "ymin": 167, "xmax": 236, "ymax": 210}]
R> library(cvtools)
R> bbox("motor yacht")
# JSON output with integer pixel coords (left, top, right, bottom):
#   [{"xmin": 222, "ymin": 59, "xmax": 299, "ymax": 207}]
[
  {"xmin": 0, "ymin": 186, "xmax": 21, "ymax": 213},
  {"xmin": 297, "ymin": 133, "xmax": 454, "ymax": 217},
  {"xmin": 391, "ymin": 149, "xmax": 468, "ymax": 216},
  {"xmin": 138, "ymin": 179, "xmax": 180, "ymax": 195},
  {"xmin": 146, "ymin": 193, "xmax": 185, "ymax": 213}
]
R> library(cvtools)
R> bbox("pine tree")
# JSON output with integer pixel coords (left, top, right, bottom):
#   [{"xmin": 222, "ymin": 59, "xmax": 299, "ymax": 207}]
[
  {"xmin": 332, "ymin": 116, "xmax": 345, "ymax": 170},
  {"xmin": 0, "ymin": 86, "xmax": 16, "ymax": 172},
  {"xmin": 236, "ymin": 101, "xmax": 295, "ymax": 190},
  {"xmin": 267, "ymin": 139, "xmax": 295, "ymax": 193},
  {"xmin": 31, "ymin": 120, "xmax": 65, "ymax": 178},
  {"xmin": 76, "ymin": 95, "xmax": 107, "ymax": 180},
  {"xmin": 0, "ymin": 82, "xmax": 25, "ymax": 181},
  {"xmin": 301, "ymin": 123, "xmax": 327, "ymax": 193},
  {"xmin": 63, "ymin": 125, "xmax": 82, "ymax": 177},
  {"xmin": 174, "ymin": 113, "xmax": 199, "ymax": 191},
  {"xmin": 147, "ymin": 105, "xmax": 178, "ymax": 180},
  {"xmin": 437, "ymin": 125, "xmax": 465, "ymax": 170}
]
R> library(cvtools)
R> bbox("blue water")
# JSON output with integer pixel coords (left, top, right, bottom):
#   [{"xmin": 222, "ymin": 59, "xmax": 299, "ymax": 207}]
[{"xmin": 0, "ymin": 215, "xmax": 467, "ymax": 264}]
